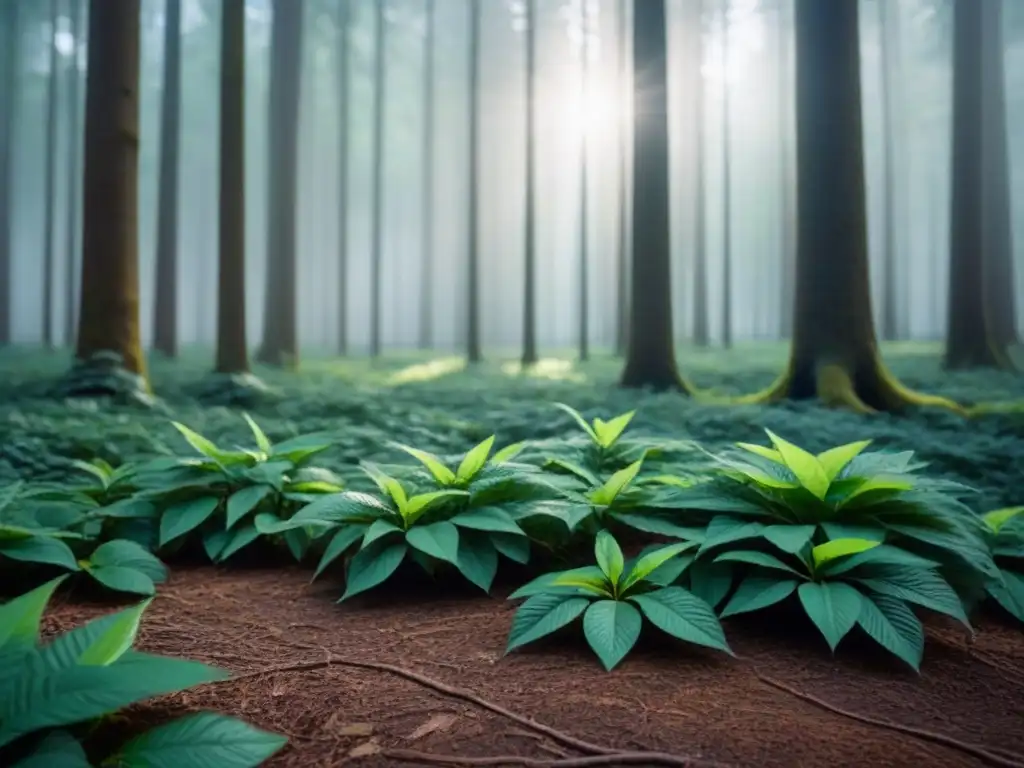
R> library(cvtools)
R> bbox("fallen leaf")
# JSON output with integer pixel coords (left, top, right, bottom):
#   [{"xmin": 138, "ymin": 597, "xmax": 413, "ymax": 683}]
[
  {"xmin": 349, "ymin": 739, "xmax": 381, "ymax": 758},
  {"xmin": 337, "ymin": 723, "xmax": 375, "ymax": 737},
  {"xmin": 407, "ymin": 713, "xmax": 458, "ymax": 741}
]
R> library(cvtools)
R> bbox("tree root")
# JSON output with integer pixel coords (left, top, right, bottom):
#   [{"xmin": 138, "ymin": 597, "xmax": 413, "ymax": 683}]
[
  {"xmin": 383, "ymin": 749, "xmax": 712, "ymax": 766},
  {"xmin": 754, "ymin": 671, "xmax": 1024, "ymax": 768}
]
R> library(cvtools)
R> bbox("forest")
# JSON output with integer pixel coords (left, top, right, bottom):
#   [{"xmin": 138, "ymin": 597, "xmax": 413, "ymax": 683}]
[{"xmin": 0, "ymin": 0, "xmax": 1022, "ymax": 766}]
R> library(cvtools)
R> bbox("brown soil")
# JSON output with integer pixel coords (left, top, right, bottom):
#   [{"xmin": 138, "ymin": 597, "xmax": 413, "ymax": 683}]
[{"xmin": 43, "ymin": 565, "xmax": 1024, "ymax": 768}]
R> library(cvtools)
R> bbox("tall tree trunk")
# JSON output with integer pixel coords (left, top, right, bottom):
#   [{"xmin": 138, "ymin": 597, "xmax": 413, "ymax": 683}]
[
  {"xmin": 64, "ymin": 0, "xmax": 84, "ymax": 347},
  {"xmin": 691, "ymin": 0, "xmax": 709, "ymax": 348},
  {"xmin": 877, "ymin": 0, "xmax": 900, "ymax": 341},
  {"xmin": 777, "ymin": 0, "xmax": 795, "ymax": 338},
  {"xmin": 215, "ymin": 0, "xmax": 247, "ymax": 374},
  {"xmin": 418, "ymin": 0, "xmax": 435, "ymax": 350},
  {"xmin": 577, "ymin": 0, "xmax": 590, "ymax": 362},
  {"xmin": 620, "ymin": 0, "xmax": 686, "ymax": 391},
  {"xmin": 719, "ymin": 0, "xmax": 732, "ymax": 349},
  {"xmin": 521, "ymin": 0, "xmax": 538, "ymax": 366},
  {"xmin": 613, "ymin": 0, "xmax": 629, "ymax": 356},
  {"xmin": 981, "ymin": 0, "xmax": 1018, "ymax": 350},
  {"xmin": 750, "ymin": 0, "xmax": 957, "ymax": 413},
  {"xmin": 466, "ymin": 0, "xmax": 482, "ymax": 363},
  {"xmin": 0, "ymin": 0, "xmax": 19, "ymax": 345},
  {"xmin": 369, "ymin": 0, "xmax": 385, "ymax": 358},
  {"xmin": 257, "ymin": 0, "xmax": 303, "ymax": 368},
  {"xmin": 42, "ymin": 0, "xmax": 59, "ymax": 349},
  {"xmin": 153, "ymin": 0, "xmax": 181, "ymax": 357},
  {"xmin": 337, "ymin": 1, "xmax": 350, "ymax": 355},
  {"xmin": 74, "ymin": 0, "xmax": 147, "ymax": 379},
  {"xmin": 944, "ymin": 0, "xmax": 1011, "ymax": 370}
]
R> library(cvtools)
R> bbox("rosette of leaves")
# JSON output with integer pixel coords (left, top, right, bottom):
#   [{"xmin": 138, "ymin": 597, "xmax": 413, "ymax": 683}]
[
  {"xmin": 505, "ymin": 530, "xmax": 731, "ymax": 670},
  {"xmin": 0, "ymin": 576, "xmax": 287, "ymax": 768},
  {"xmin": 714, "ymin": 537, "xmax": 972, "ymax": 670},
  {"xmin": 259, "ymin": 468, "xmax": 533, "ymax": 596},
  {"xmin": 147, "ymin": 415, "xmax": 342, "ymax": 563},
  {"xmin": 980, "ymin": 506, "xmax": 1024, "ymax": 622},
  {"xmin": 674, "ymin": 430, "xmax": 997, "ymax": 603}
]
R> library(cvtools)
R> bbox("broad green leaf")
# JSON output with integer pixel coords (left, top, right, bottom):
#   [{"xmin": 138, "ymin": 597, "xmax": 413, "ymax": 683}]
[
  {"xmin": 159, "ymin": 497, "xmax": 220, "ymax": 547},
  {"xmin": 983, "ymin": 507, "xmax": 1024, "ymax": 533},
  {"xmin": 0, "ymin": 576, "xmax": 67, "ymax": 653},
  {"xmin": 10, "ymin": 729, "xmax": 90, "ymax": 768},
  {"xmin": 820, "ymin": 522, "xmax": 886, "ymax": 543},
  {"xmin": 492, "ymin": 441, "xmax": 526, "ymax": 463},
  {"xmin": 763, "ymin": 524, "xmax": 816, "ymax": 554},
  {"xmin": 76, "ymin": 599, "xmax": 152, "ymax": 666},
  {"xmin": 363, "ymin": 519, "xmax": 404, "ymax": 548},
  {"xmin": 225, "ymin": 485, "xmax": 273, "ymax": 528},
  {"xmin": 594, "ymin": 530, "xmax": 625, "ymax": 585},
  {"xmin": 202, "ymin": 529, "xmax": 231, "ymax": 561},
  {"xmin": 340, "ymin": 541, "xmax": 408, "ymax": 600},
  {"xmin": 506, "ymin": 593, "xmax": 590, "ymax": 652},
  {"xmin": 591, "ymin": 459, "xmax": 644, "ymax": 507},
  {"xmin": 620, "ymin": 542, "xmax": 694, "ymax": 594},
  {"xmin": 713, "ymin": 550, "xmax": 802, "ymax": 575},
  {"xmin": 987, "ymin": 570, "xmax": 1024, "ymax": 622},
  {"xmin": 819, "ymin": 544, "xmax": 939, "ymax": 578},
  {"xmin": 509, "ymin": 566, "xmax": 607, "ymax": 599},
  {"xmin": 553, "ymin": 402, "xmax": 599, "ymax": 442},
  {"xmin": 491, "ymin": 532, "xmax": 531, "ymax": 564},
  {"xmin": 550, "ymin": 573, "xmax": 614, "ymax": 598},
  {"xmin": 451, "ymin": 507, "xmax": 524, "ymax": 536},
  {"xmin": 546, "ymin": 458, "xmax": 601, "ymax": 487},
  {"xmin": 312, "ymin": 525, "xmax": 367, "ymax": 580},
  {"xmin": 288, "ymin": 491, "xmax": 391, "ymax": 526},
  {"xmin": 812, "ymin": 538, "xmax": 880, "ymax": 569},
  {"xmin": 857, "ymin": 567, "xmax": 971, "ymax": 627},
  {"xmin": 108, "ymin": 711, "xmax": 287, "ymax": 768},
  {"xmin": 87, "ymin": 565, "xmax": 156, "ymax": 596},
  {"xmin": 456, "ymin": 436, "xmax": 495, "ymax": 483},
  {"xmin": 816, "ymin": 440, "xmax": 872, "ymax": 481},
  {"xmin": 613, "ymin": 513, "xmax": 705, "ymax": 542},
  {"xmin": 797, "ymin": 581, "xmax": 863, "ymax": 651},
  {"xmin": 171, "ymin": 422, "xmax": 230, "ymax": 462},
  {"xmin": 403, "ymin": 490, "xmax": 468, "ymax": 526},
  {"xmin": 583, "ymin": 600, "xmax": 641, "ymax": 670},
  {"xmin": 734, "ymin": 442, "xmax": 783, "ymax": 463},
  {"xmin": 629, "ymin": 587, "xmax": 733, "ymax": 655},
  {"xmin": 89, "ymin": 540, "xmax": 167, "ymax": 583},
  {"xmin": 454, "ymin": 531, "xmax": 499, "ymax": 592},
  {"xmin": 593, "ymin": 410, "xmax": 635, "ymax": 448},
  {"xmin": 643, "ymin": 553, "xmax": 695, "ymax": 586},
  {"xmin": 841, "ymin": 475, "xmax": 915, "ymax": 505},
  {"xmin": 282, "ymin": 528, "xmax": 309, "ymax": 562},
  {"xmin": 406, "ymin": 522, "xmax": 460, "ymax": 564},
  {"xmin": 242, "ymin": 413, "xmax": 273, "ymax": 455},
  {"xmin": 856, "ymin": 593, "xmax": 924, "ymax": 671},
  {"xmin": 720, "ymin": 577, "xmax": 799, "ymax": 618},
  {"xmin": 71, "ymin": 459, "xmax": 111, "ymax": 485},
  {"xmin": 216, "ymin": 525, "xmax": 259, "ymax": 562},
  {"xmin": 687, "ymin": 560, "xmax": 733, "ymax": 609},
  {"xmin": 383, "ymin": 478, "xmax": 408, "ymax": 512},
  {"xmin": 765, "ymin": 430, "xmax": 831, "ymax": 500},
  {"xmin": 698, "ymin": 517, "xmax": 765, "ymax": 555},
  {"xmin": 392, "ymin": 444, "xmax": 456, "ymax": 485},
  {"xmin": 0, "ymin": 536, "xmax": 80, "ymax": 571}
]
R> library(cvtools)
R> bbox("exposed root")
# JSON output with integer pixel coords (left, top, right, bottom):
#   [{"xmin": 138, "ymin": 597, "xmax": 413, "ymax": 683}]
[
  {"xmin": 383, "ymin": 749, "xmax": 719, "ymax": 766},
  {"xmin": 754, "ymin": 671, "xmax": 1024, "ymax": 768}
]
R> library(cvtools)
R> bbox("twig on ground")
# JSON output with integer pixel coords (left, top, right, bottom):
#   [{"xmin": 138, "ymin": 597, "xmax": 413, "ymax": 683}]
[{"xmin": 382, "ymin": 749, "xmax": 712, "ymax": 766}]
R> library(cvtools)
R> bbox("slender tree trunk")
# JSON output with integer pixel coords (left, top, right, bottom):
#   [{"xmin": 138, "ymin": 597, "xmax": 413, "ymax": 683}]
[
  {"xmin": 418, "ymin": 0, "xmax": 435, "ymax": 350},
  {"xmin": 614, "ymin": 0, "xmax": 629, "ymax": 356},
  {"xmin": 577, "ymin": 0, "xmax": 590, "ymax": 362},
  {"xmin": 257, "ymin": 0, "xmax": 303, "ymax": 368},
  {"xmin": 63, "ymin": 0, "xmax": 84, "ymax": 347},
  {"xmin": 777, "ymin": 0, "xmax": 795, "ymax": 338},
  {"xmin": 74, "ymin": 0, "xmax": 147, "ymax": 379},
  {"xmin": 690, "ymin": 0, "xmax": 709, "ymax": 347},
  {"xmin": 877, "ymin": 0, "xmax": 900, "ymax": 341},
  {"xmin": 944, "ymin": 0, "xmax": 1010, "ymax": 369},
  {"xmin": 369, "ymin": 0, "xmax": 386, "ymax": 358},
  {"xmin": 620, "ymin": 0, "xmax": 685, "ymax": 391},
  {"xmin": 215, "ymin": 0, "xmax": 247, "ymax": 374},
  {"xmin": 719, "ymin": 0, "xmax": 732, "ymax": 349},
  {"xmin": 152, "ymin": 0, "xmax": 181, "ymax": 357},
  {"xmin": 337, "ymin": 1, "xmax": 351, "ymax": 355},
  {"xmin": 0, "ymin": 0, "xmax": 18, "ymax": 345},
  {"xmin": 521, "ymin": 0, "xmax": 538, "ymax": 366},
  {"xmin": 42, "ymin": 0, "xmax": 59, "ymax": 349},
  {"xmin": 466, "ymin": 0, "xmax": 482, "ymax": 363}
]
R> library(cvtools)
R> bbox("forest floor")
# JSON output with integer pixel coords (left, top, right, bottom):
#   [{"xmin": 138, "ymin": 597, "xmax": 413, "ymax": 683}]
[{"xmin": 4, "ymin": 342, "xmax": 1024, "ymax": 767}]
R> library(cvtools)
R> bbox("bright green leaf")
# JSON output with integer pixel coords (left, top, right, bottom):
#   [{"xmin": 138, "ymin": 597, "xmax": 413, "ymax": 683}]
[
  {"xmin": 392, "ymin": 444, "xmax": 456, "ymax": 485},
  {"xmin": 455, "ymin": 436, "xmax": 495, "ymax": 483},
  {"xmin": 0, "ymin": 576, "xmax": 67, "ymax": 653},
  {"xmin": 765, "ymin": 430, "xmax": 831, "ymax": 500},
  {"xmin": 242, "ymin": 413, "xmax": 273, "ymax": 455},
  {"xmin": 620, "ymin": 542, "xmax": 694, "ymax": 594},
  {"xmin": 492, "ymin": 441, "xmax": 526, "ymax": 463},
  {"xmin": 591, "ymin": 458, "xmax": 644, "ymax": 507},
  {"xmin": 983, "ymin": 507, "xmax": 1024, "ymax": 533},
  {"xmin": 403, "ymin": 490, "xmax": 468, "ymax": 526},
  {"xmin": 593, "ymin": 410, "xmax": 635, "ymax": 449},
  {"xmin": 816, "ymin": 440, "xmax": 872, "ymax": 481},
  {"xmin": 812, "ymin": 538, "xmax": 881, "ymax": 569},
  {"xmin": 553, "ymin": 402, "xmax": 599, "ymax": 442},
  {"xmin": 594, "ymin": 530, "xmax": 625, "ymax": 585}
]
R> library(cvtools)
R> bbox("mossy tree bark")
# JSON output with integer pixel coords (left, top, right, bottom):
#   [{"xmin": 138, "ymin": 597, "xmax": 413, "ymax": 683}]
[
  {"xmin": 257, "ymin": 0, "xmax": 303, "ymax": 369},
  {"xmin": 521, "ymin": 0, "xmax": 538, "ymax": 367},
  {"xmin": 336, "ymin": 1, "xmax": 351, "ymax": 355},
  {"xmin": 944, "ymin": 0, "xmax": 1014, "ymax": 370},
  {"xmin": 74, "ymin": 0, "xmax": 147, "ymax": 379},
  {"xmin": 215, "ymin": 0, "xmax": 247, "ymax": 375},
  {"xmin": 42, "ymin": 0, "xmax": 59, "ymax": 349},
  {"xmin": 465, "ymin": 0, "xmax": 482, "ymax": 364},
  {"xmin": 153, "ymin": 0, "xmax": 182, "ymax": 358},
  {"xmin": 619, "ymin": 0, "xmax": 687, "ymax": 392},
  {"xmin": 748, "ymin": 0, "xmax": 957, "ymax": 414}
]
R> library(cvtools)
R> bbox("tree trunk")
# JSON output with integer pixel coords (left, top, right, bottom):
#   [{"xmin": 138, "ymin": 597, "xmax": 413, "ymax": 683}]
[
  {"xmin": 42, "ymin": 0, "xmax": 59, "ymax": 349},
  {"xmin": 152, "ymin": 0, "xmax": 181, "ymax": 357},
  {"xmin": 0, "ymin": 0, "xmax": 18, "ymax": 345},
  {"xmin": 337, "ymin": 1, "xmax": 351, "ymax": 355},
  {"xmin": 257, "ymin": 0, "xmax": 303, "ymax": 368},
  {"xmin": 751, "ymin": 0, "xmax": 957, "ymax": 413},
  {"xmin": 369, "ymin": 0, "xmax": 385, "ymax": 359},
  {"xmin": 521, "ymin": 0, "xmax": 538, "ymax": 366},
  {"xmin": 980, "ymin": 0, "xmax": 1018, "ymax": 350},
  {"xmin": 943, "ymin": 0, "xmax": 1011, "ymax": 370},
  {"xmin": 577, "ymin": 0, "xmax": 590, "ymax": 362},
  {"xmin": 74, "ymin": 0, "xmax": 147, "ymax": 379},
  {"xmin": 719, "ymin": 0, "xmax": 732, "ymax": 349},
  {"xmin": 777, "ymin": 0, "xmax": 795, "ymax": 338},
  {"xmin": 690, "ymin": 0, "xmax": 709, "ymax": 348},
  {"xmin": 63, "ymin": 0, "xmax": 84, "ymax": 347},
  {"xmin": 418, "ymin": 0, "xmax": 434, "ymax": 350},
  {"xmin": 877, "ymin": 0, "xmax": 900, "ymax": 341},
  {"xmin": 619, "ymin": 0, "xmax": 686, "ymax": 391},
  {"xmin": 613, "ymin": 0, "xmax": 629, "ymax": 356},
  {"xmin": 215, "ymin": 0, "xmax": 247, "ymax": 374},
  {"xmin": 466, "ymin": 0, "xmax": 482, "ymax": 363}
]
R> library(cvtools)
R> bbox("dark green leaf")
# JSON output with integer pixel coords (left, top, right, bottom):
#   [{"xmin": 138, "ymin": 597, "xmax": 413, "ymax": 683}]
[
  {"xmin": 340, "ymin": 540, "xmax": 407, "ymax": 600},
  {"xmin": 491, "ymin": 532, "xmax": 531, "ymax": 564},
  {"xmin": 0, "ymin": 576, "xmax": 67, "ymax": 653},
  {"xmin": 159, "ymin": 497, "xmax": 220, "ymax": 547},
  {"xmin": 720, "ymin": 576, "xmax": 799, "ymax": 618},
  {"xmin": 763, "ymin": 524, "xmax": 815, "ymax": 554},
  {"xmin": 455, "ymin": 531, "xmax": 499, "ymax": 592},
  {"xmin": 406, "ymin": 522, "xmax": 460, "ymax": 564},
  {"xmin": 216, "ymin": 525, "xmax": 260, "ymax": 562},
  {"xmin": 797, "ymin": 581, "xmax": 862, "ymax": 651},
  {"xmin": 856, "ymin": 593, "xmax": 924, "ymax": 671},
  {"xmin": 582, "ymin": 600, "xmax": 641, "ymax": 670},
  {"xmin": 312, "ymin": 525, "xmax": 367, "ymax": 580},
  {"xmin": 451, "ymin": 507, "xmax": 524, "ymax": 536},
  {"xmin": 10, "ymin": 729, "xmax": 90, "ymax": 768},
  {"xmin": 687, "ymin": 560, "xmax": 733, "ymax": 609},
  {"xmin": 87, "ymin": 565, "xmax": 155, "ymax": 596},
  {"xmin": 506, "ymin": 594, "xmax": 590, "ymax": 652},
  {"xmin": 629, "ymin": 587, "xmax": 732, "ymax": 654},
  {"xmin": 858, "ymin": 567, "xmax": 971, "ymax": 627},
  {"xmin": 225, "ymin": 486, "xmax": 273, "ymax": 528},
  {"xmin": 0, "ymin": 536, "xmax": 80, "ymax": 571}
]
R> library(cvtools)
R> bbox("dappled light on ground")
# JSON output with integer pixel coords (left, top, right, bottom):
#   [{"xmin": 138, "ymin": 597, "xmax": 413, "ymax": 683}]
[
  {"xmin": 385, "ymin": 356, "xmax": 466, "ymax": 385},
  {"xmin": 500, "ymin": 357, "xmax": 587, "ymax": 382}
]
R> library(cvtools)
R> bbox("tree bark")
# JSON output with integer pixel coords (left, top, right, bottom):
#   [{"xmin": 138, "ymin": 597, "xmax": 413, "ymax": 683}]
[
  {"xmin": 691, "ymin": 0, "xmax": 709, "ymax": 348},
  {"xmin": 719, "ymin": 0, "xmax": 732, "ymax": 349},
  {"xmin": 0, "ymin": 0, "xmax": 18, "ymax": 345},
  {"xmin": 465, "ymin": 0, "xmax": 482, "ymax": 363},
  {"xmin": 619, "ymin": 0, "xmax": 686, "ymax": 391},
  {"xmin": 521, "ymin": 0, "xmax": 538, "ymax": 367},
  {"xmin": 777, "ymin": 0, "xmax": 795, "ymax": 339},
  {"xmin": 418, "ymin": 0, "xmax": 434, "ymax": 350},
  {"xmin": 152, "ymin": 0, "xmax": 181, "ymax": 357},
  {"xmin": 577, "ymin": 0, "xmax": 590, "ymax": 362},
  {"xmin": 369, "ymin": 0, "xmax": 386, "ymax": 359},
  {"xmin": 877, "ymin": 0, "xmax": 902, "ymax": 341},
  {"xmin": 74, "ymin": 0, "xmax": 147, "ymax": 379},
  {"xmin": 613, "ymin": 0, "xmax": 629, "ymax": 356},
  {"xmin": 63, "ymin": 0, "xmax": 84, "ymax": 347},
  {"xmin": 257, "ymin": 0, "xmax": 303, "ymax": 368},
  {"xmin": 337, "ymin": 1, "xmax": 351, "ymax": 355},
  {"xmin": 215, "ymin": 0, "xmax": 247, "ymax": 374},
  {"xmin": 42, "ymin": 0, "xmax": 59, "ymax": 349}
]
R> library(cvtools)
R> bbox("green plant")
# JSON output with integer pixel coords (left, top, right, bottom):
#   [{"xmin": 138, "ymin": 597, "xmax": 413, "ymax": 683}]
[
  {"xmin": 0, "ymin": 576, "xmax": 286, "ymax": 767},
  {"xmin": 259, "ymin": 467, "xmax": 533, "ymax": 596},
  {"xmin": 505, "ymin": 530, "xmax": 732, "ymax": 670},
  {"xmin": 980, "ymin": 506, "xmax": 1024, "ymax": 622},
  {"xmin": 714, "ymin": 537, "xmax": 972, "ymax": 670}
]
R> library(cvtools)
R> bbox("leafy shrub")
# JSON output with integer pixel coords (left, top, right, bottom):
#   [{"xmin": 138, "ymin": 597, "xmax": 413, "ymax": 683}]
[
  {"xmin": 981, "ymin": 506, "xmax": 1024, "ymax": 622},
  {"xmin": 505, "ymin": 530, "xmax": 732, "ymax": 670},
  {"xmin": 0, "ymin": 576, "xmax": 286, "ymax": 767}
]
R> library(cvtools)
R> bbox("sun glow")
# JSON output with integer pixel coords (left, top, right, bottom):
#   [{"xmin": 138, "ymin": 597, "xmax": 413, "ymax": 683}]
[{"xmin": 701, "ymin": 0, "xmax": 765, "ymax": 86}]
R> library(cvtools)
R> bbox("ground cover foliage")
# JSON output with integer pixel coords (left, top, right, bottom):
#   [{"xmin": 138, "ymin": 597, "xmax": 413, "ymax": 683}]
[{"xmin": 0, "ymin": 343, "xmax": 1023, "ymax": 765}]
